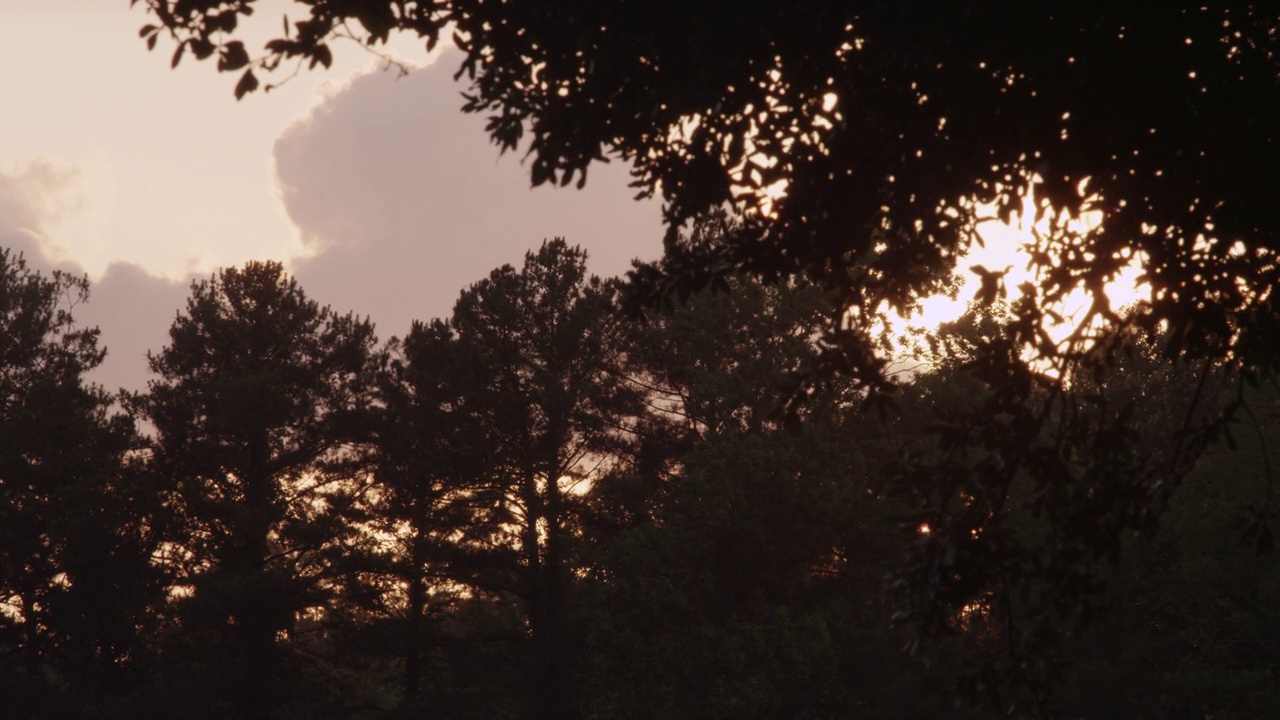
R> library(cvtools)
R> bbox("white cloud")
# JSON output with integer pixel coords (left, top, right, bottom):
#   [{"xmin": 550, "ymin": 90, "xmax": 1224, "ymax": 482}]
[
  {"xmin": 2, "ymin": 15, "xmax": 664, "ymax": 394},
  {"xmin": 274, "ymin": 52, "xmax": 664, "ymax": 340},
  {"xmin": 77, "ymin": 262, "xmax": 191, "ymax": 394},
  {"xmin": 0, "ymin": 159, "xmax": 93, "ymax": 269},
  {"xmin": 0, "ymin": 161, "xmax": 189, "ymax": 393}
]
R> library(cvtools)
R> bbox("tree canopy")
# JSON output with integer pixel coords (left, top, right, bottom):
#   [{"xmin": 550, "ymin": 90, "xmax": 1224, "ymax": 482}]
[
  {"xmin": 137, "ymin": 261, "xmax": 377, "ymax": 719},
  {"xmin": 135, "ymin": 1, "xmax": 1279, "ymax": 384},
  {"xmin": 0, "ymin": 249, "xmax": 156, "ymax": 715},
  {"xmin": 5, "ymin": 228, "xmax": 1280, "ymax": 716},
  {"xmin": 68, "ymin": 3, "xmax": 1280, "ymax": 713}
]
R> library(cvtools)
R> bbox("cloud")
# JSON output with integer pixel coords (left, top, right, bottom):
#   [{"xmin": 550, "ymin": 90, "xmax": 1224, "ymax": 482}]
[
  {"xmin": 274, "ymin": 52, "xmax": 664, "ymax": 341},
  {"xmin": 1, "ymin": 160, "xmax": 190, "ymax": 393},
  {"xmin": 76, "ymin": 262, "xmax": 192, "ymax": 394},
  {"xmin": 0, "ymin": 160, "xmax": 91, "ymax": 272},
  {"xmin": 2, "ymin": 51, "xmax": 665, "ymax": 394}
]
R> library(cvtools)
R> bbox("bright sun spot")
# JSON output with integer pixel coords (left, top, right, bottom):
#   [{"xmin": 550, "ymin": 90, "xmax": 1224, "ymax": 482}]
[{"xmin": 883, "ymin": 187, "xmax": 1151, "ymax": 368}]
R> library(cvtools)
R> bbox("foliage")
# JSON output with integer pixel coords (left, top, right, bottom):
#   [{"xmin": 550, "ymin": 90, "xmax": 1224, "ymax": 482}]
[
  {"xmin": 582, "ymin": 262, "xmax": 937, "ymax": 719},
  {"xmin": 1052, "ymin": 382, "xmax": 1280, "ymax": 720},
  {"xmin": 0, "ymin": 249, "xmax": 157, "ymax": 717},
  {"xmin": 365, "ymin": 317, "xmax": 484, "ymax": 707},
  {"xmin": 7, "ymin": 204, "xmax": 1280, "ymax": 718},
  {"xmin": 453, "ymin": 239, "xmax": 640, "ymax": 720},
  {"xmin": 136, "ymin": 1, "xmax": 1279, "ymax": 375},
  {"xmin": 135, "ymin": 261, "xmax": 377, "ymax": 719},
  {"xmin": 131, "ymin": 5, "xmax": 1280, "ymax": 702},
  {"xmin": 879, "ymin": 307, "xmax": 1245, "ymax": 711}
]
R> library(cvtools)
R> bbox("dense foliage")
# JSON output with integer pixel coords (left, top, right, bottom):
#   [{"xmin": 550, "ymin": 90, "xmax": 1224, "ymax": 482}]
[
  {"xmin": 0, "ymin": 250, "xmax": 156, "ymax": 718},
  {"xmin": 3, "ymin": 237, "xmax": 1279, "ymax": 718},
  {"xmin": 129, "ymin": 5, "xmax": 1280, "ymax": 656},
  {"xmin": 133, "ymin": 1, "xmax": 1279, "ymax": 375},
  {"xmin": 133, "ymin": 262, "xmax": 377, "ymax": 719},
  {"xmin": 2, "ymin": 3, "xmax": 1273, "ymax": 717}
]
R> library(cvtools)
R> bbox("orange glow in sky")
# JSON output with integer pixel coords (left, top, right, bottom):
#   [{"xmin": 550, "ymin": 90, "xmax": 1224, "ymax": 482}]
[{"xmin": 882, "ymin": 187, "xmax": 1150, "ymax": 367}]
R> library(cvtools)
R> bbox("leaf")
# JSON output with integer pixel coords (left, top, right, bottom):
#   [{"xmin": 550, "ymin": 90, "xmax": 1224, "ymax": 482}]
[
  {"xmin": 208, "ymin": 11, "xmax": 238, "ymax": 34},
  {"xmin": 309, "ymin": 44, "xmax": 333, "ymax": 70},
  {"xmin": 190, "ymin": 38, "xmax": 215, "ymax": 60},
  {"xmin": 139, "ymin": 24, "xmax": 157, "ymax": 38},
  {"xmin": 171, "ymin": 42, "xmax": 186, "ymax": 68},
  {"xmin": 234, "ymin": 69, "xmax": 259, "ymax": 100},
  {"xmin": 218, "ymin": 41, "xmax": 250, "ymax": 72}
]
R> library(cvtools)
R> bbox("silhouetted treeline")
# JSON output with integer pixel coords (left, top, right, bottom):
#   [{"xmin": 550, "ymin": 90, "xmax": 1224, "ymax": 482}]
[{"xmin": 2, "ymin": 236, "xmax": 1278, "ymax": 720}]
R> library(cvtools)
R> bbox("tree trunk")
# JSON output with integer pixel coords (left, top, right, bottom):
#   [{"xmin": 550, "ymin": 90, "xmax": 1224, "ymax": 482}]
[
  {"xmin": 527, "ymin": 463, "xmax": 568, "ymax": 720},
  {"xmin": 237, "ymin": 430, "xmax": 276, "ymax": 720},
  {"xmin": 404, "ymin": 556, "xmax": 426, "ymax": 704}
]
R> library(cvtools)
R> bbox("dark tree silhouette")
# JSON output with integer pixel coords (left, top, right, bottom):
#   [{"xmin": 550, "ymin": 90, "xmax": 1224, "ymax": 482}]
[
  {"xmin": 0, "ymin": 249, "xmax": 156, "ymax": 714},
  {"xmin": 443, "ymin": 239, "xmax": 640, "ymax": 720},
  {"xmin": 367, "ymin": 317, "xmax": 489, "ymax": 708},
  {"xmin": 135, "ymin": 2, "xmax": 1278, "ymax": 379},
  {"xmin": 582, "ymin": 246, "xmax": 903, "ymax": 718},
  {"xmin": 136, "ymin": 261, "xmax": 376, "ymax": 720},
  {"xmin": 1053, "ymin": 381, "xmax": 1280, "ymax": 720},
  {"xmin": 106, "ymin": 7, "xmax": 1280, "ymax": 707},
  {"xmin": 130, "ymin": 11, "xmax": 1280, "ymax": 636}
]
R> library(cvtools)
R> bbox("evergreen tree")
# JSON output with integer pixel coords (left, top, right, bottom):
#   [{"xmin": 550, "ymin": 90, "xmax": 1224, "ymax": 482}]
[
  {"xmin": 445, "ymin": 239, "xmax": 639, "ymax": 720},
  {"xmin": 0, "ymin": 248, "xmax": 155, "ymax": 717},
  {"xmin": 367, "ymin": 317, "xmax": 491, "ymax": 711},
  {"xmin": 137, "ymin": 261, "xmax": 376, "ymax": 720}
]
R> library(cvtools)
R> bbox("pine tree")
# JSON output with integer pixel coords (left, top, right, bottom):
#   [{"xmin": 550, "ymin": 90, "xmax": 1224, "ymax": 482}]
[
  {"xmin": 137, "ymin": 261, "xmax": 376, "ymax": 720},
  {"xmin": 0, "ymin": 248, "xmax": 155, "ymax": 714},
  {"xmin": 447, "ymin": 239, "xmax": 639, "ymax": 720}
]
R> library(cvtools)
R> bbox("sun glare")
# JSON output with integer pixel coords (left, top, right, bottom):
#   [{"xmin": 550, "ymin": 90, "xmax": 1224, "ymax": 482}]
[
  {"xmin": 699, "ymin": 62, "xmax": 1148, "ymax": 366},
  {"xmin": 881, "ymin": 186, "xmax": 1150, "ymax": 369}
]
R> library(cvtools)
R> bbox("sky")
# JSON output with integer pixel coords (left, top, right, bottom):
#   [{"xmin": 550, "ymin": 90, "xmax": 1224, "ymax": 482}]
[
  {"xmin": 2, "ymin": 2, "xmax": 1146, "ymax": 395},
  {"xmin": 1, "ymin": 0, "xmax": 663, "ymax": 392}
]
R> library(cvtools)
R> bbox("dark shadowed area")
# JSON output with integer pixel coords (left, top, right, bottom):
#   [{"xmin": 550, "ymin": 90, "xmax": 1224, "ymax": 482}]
[{"xmin": 8, "ymin": 5, "xmax": 1278, "ymax": 719}]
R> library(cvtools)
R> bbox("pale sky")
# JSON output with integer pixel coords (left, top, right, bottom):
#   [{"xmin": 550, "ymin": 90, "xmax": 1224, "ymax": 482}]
[
  {"xmin": 1, "ymin": 0, "xmax": 664, "ymax": 392},
  {"xmin": 2, "ymin": 2, "xmax": 1147, "ymax": 395}
]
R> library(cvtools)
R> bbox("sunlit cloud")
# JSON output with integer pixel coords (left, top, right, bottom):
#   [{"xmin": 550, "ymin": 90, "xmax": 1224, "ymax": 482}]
[
  {"xmin": 0, "ymin": 158, "xmax": 118, "ymax": 278},
  {"xmin": 0, "ymin": 160, "xmax": 191, "ymax": 393}
]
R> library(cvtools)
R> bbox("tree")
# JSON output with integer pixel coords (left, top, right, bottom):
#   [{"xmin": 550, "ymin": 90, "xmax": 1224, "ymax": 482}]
[
  {"xmin": 135, "ymin": 2, "xmax": 1279, "ymax": 374},
  {"xmin": 876, "ymin": 306, "xmax": 1248, "ymax": 711},
  {"xmin": 133, "ymin": 3, "xmax": 1280, "ymax": 707},
  {"xmin": 440, "ymin": 239, "xmax": 639, "ymax": 720},
  {"xmin": 0, "ymin": 248, "xmax": 157, "ymax": 715},
  {"xmin": 1051, "ymin": 381, "xmax": 1280, "ymax": 720},
  {"xmin": 131, "ymin": 0, "xmax": 1280, "ymax": 505},
  {"xmin": 136, "ymin": 261, "xmax": 376, "ymax": 720},
  {"xmin": 581, "ymin": 263, "xmax": 899, "ymax": 719},
  {"xmin": 366, "ymin": 317, "xmax": 489, "ymax": 710}
]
